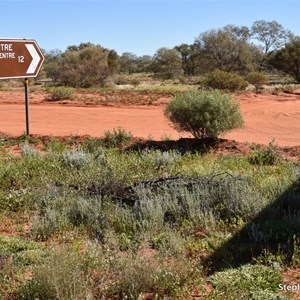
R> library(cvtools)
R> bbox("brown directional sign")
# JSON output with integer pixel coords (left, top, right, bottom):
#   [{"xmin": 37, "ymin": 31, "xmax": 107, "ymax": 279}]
[{"xmin": 0, "ymin": 39, "xmax": 44, "ymax": 79}]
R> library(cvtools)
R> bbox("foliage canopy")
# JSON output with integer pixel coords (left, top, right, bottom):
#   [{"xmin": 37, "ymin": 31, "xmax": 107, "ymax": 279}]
[
  {"xmin": 195, "ymin": 25, "xmax": 261, "ymax": 74},
  {"xmin": 270, "ymin": 38, "xmax": 300, "ymax": 83},
  {"xmin": 58, "ymin": 43, "xmax": 110, "ymax": 88},
  {"xmin": 152, "ymin": 47, "xmax": 184, "ymax": 79}
]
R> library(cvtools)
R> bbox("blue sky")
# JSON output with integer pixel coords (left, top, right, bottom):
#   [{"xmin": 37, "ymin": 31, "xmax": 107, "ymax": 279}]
[{"xmin": 1, "ymin": 0, "xmax": 300, "ymax": 56}]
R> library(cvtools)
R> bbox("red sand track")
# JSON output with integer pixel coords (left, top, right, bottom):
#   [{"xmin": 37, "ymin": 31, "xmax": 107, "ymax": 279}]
[
  {"xmin": 226, "ymin": 91, "xmax": 300, "ymax": 146},
  {"xmin": 0, "ymin": 104, "xmax": 180, "ymax": 139},
  {"xmin": 1, "ymin": 90, "xmax": 300, "ymax": 146}
]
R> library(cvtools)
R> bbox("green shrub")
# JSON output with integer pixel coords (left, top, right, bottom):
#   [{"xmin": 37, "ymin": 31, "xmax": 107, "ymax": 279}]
[
  {"xmin": 30, "ymin": 208, "xmax": 66, "ymax": 241},
  {"xmin": 150, "ymin": 229, "xmax": 185, "ymax": 256},
  {"xmin": 202, "ymin": 70, "xmax": 248, "ymax": 92},
  {"xmin": 114, "ymin": 75, "xmax": 128, "ymax": 85},
  {"xmin": 248, "ymin": 141, "xmax": 281, "ymax": 165},
  {"xmin": 208, "ymin": 264, "xmax": 284, "ymax": 299},
  {"xmin": 273, "ymin": 84, "xmax": 295, "ymax": 94},
  {"xmin": 103, "ymin": 127, "xmax": 133, "ymax": 147},
  {"xmin": 13, "ymin": 247, "xmax": 93, "ymax": 300},
  {"xmin": 0, "ymin": 235, "xmax": 42, "ymax": 257},
  {"xmin": 164, "ymin": 90, "xmax": 244, "ymax": 139},
  {"xmin": 105, "ymin": 254, "xmax": 199, "ymax": 299},
  {"xmin": 130, "ymin": 79, "xmax": 140, "ymax": 86},
  {"xmin": 0, "ymin": 236, "xmax": 45, "ymax": 298},
  {"xmin": 246, "ymin": 72, "xmax": 268, "ymax": 92},
  {"xmin": 48, "ymin": 86, "xmax": 75, "ymax": 101}
]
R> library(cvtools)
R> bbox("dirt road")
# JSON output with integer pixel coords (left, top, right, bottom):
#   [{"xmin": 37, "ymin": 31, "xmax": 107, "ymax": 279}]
[
  {"xmin": 0, "ymin": 104, "xmax": 183, "ymax": 139},
  {"xmin": 1, "ymin": 90, "xmax": 300, "ymax": 146},
  {"xmin": 225, "ymin": 92, "xmax": 300, "ymax": 146}
]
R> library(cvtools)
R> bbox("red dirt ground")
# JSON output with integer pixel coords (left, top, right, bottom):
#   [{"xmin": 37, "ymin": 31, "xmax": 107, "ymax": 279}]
[{"xmin": 1, "ymin": 89, "xmax": 300, "ymax": 146}]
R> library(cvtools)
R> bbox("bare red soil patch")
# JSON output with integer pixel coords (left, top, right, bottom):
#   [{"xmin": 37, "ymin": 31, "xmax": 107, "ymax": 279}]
[
  {"xmin": 281, "ymin": 268, "xmax": 300, "ymax": 299},
  {"xmin": 226, "ymin": 91, "xmax": 300, "ymax": 146}
]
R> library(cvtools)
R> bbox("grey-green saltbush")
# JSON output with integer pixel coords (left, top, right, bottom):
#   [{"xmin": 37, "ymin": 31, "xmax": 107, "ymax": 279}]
[
  {"xmin": 31, "ymin": 194, "xmax": 104, "ymax": 241},
  {"xmin": 132, "ymin": 173, "xmax": 267, "ymax": 231},
  {"xmin": 143, "ymin": 150, "xmax": 181, "ymax": 169},
  {"xmin": 21, "ymin": 141, "xmax": 40, "ymax": 157},
  {"xmin": 164, "ymin": 89, "xmax": 244, "ymax": 139},
  {"xmin": 62, "ymin": 149, "xmax": 92, "ymax": 169}
]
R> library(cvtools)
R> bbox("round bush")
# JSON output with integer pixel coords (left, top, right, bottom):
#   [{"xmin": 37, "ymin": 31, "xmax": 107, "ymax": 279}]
[
  {"xmin": 164, "ymin": 90, "xmax": 244, "ymax": 139},
  {"xmin": 246, "ymin": 72, "xmax": 268, "ymax": 92},
  {"xmin": 48, "ymin": 86, "xmax": 75, "ymax": 101},
  {"xmin": 202, "ymin": 70, "xmax": 248, "ymax": 92}
]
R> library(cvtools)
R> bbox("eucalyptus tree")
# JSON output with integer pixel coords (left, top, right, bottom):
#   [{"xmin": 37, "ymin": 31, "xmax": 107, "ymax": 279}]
[
  {"xmin": 118, "ymin": 52, "xmax": 139, "ymax": 74},
  {"xmin": 195, "ymin": 25, "xmax": 261, "ymax": 74},
  {"xmin": 43, "ymin": 49, "xmax": 63, "ymax": 82},
  {"xmin": 251, "ymin": 20, "xmax": 293, "ymax": 69},
  {"xmin": 152, "ymin": 47, "xmax": 184, "ymax": 79},
  {"xmin": 270, "ymin": 37, "xmax": 300, "ymax": 82},
  {"xmin": 136, "ymin": 55, "xmax": 154, "ymax": 73},
  {"xmin": 251, "ymin": 20, "xmax": 293, "ymax": 57},
  {"xmin": 107, "ymin": 50, "xmax": 119, "ymax": 75},
  {"xmin": 57, "ymin": 43, "xmax": 110, "ymax": 87}
]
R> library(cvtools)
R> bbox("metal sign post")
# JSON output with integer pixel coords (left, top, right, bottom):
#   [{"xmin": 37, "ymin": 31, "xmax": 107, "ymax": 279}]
[
  {"xmin": 0, "ymin": 38, "xmax": 44, "ymax": 135},
  {"xmin": 24, "ymin": 78, "xmax": 29, "ymax": 135}
]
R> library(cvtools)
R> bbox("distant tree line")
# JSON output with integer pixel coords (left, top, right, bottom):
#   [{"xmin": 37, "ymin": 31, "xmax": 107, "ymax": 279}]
[{"xmin": 42, "ymin": 20, "xmax": 300, "ymax": 87}]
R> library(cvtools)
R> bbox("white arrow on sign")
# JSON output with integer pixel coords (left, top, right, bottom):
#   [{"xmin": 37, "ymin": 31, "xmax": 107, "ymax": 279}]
[{"xmin": 25, "ymin": 44, "xmax": 41, "ymax": 74}]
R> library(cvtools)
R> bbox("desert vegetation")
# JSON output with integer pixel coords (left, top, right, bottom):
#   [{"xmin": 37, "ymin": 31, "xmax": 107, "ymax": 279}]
[
  {"xmin": 38, "ymin": 20, "xmax": 300, "ymax": 88},
  {"xmin": 0, "ymin": 133, "xmax": 300, "ymax": 299},
  {"xmin": 165, "ymin": 89, "xmax": 244, "ymax": 138},
  {"xmin": 1, "ymin": 18, "xmax": 300, "ymax": 300}
]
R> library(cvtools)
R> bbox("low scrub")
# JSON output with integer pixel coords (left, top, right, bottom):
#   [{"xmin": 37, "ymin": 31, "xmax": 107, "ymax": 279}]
[
  {"xmin": 248, "ymin": 141, "xmax": 281, "ymax": 165},
  {"xmin": 30, "ymin": 194, "xmax": 105, "ymax": 241},
  {"xmin": 208, "ymin": 264, "xmax": 284, "ymax": 299},
  {"xmin": 13, "ymin": 245, "xmax": 199, "ymax": 300},
  {"xmin": 1, "ymin": 135, "xmax": 300, "ymax": 299},
  {"xmin": 100, "ymin": 252, "xmax": 199, "ymax": 299},
  {"xmin": 246, "ymin": 72, "xmax": 268, "ymax": 92},
  {"xmin": 47, "ymin": 86, "xmax": 75, "ymax": 101},
  {"xmin": 13, "ymin": 247, "xmax": 93, "ymax": 300},
  {"xmin": 202, "ymin": 70, "xmax": 248, "ymax": 92},
  {"xmin": 131, "ymin": 173, "xmax": 267, "ymax": 232},
  {"xmin": 62, "ymin": 149, "xmax": 92, "ymax": 169},
  {"xmin": 103, "ymin": 127, "xmax": 133, "ymax": 147}
]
